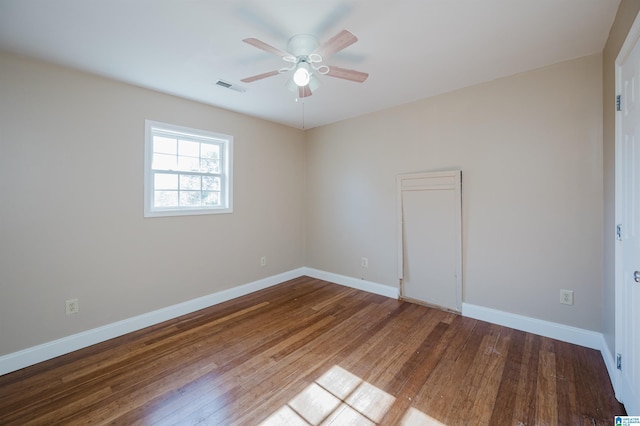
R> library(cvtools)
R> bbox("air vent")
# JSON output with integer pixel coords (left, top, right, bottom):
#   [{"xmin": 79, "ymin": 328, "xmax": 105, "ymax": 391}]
[{"xmin": 215, "ymin": 80, "xmax": 246, "ymax": 93}]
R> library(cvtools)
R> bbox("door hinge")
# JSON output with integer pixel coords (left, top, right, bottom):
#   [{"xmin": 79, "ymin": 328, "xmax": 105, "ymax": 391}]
[
  {"xmin": 616, "ymin": 224, "xmax": 623, "ymax": 241},
  {"xmin": 617, "ymin": 353, "xmax": 622, "ymax": 370},
  {"xmin": 616, "ymin": 95, "xmax": 622, "ymax": 112}
]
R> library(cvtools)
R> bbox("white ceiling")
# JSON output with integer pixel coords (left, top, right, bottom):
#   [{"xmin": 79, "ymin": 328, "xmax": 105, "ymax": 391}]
[{"xmin": 0, "ymin": 0, "xmax": 620, "ymax": 129}]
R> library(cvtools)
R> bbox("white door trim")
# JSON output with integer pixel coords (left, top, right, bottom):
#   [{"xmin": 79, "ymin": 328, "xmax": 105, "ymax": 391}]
[{"xmin": 614, "ymin": 8, "xmax": 640, "ymax": 407}]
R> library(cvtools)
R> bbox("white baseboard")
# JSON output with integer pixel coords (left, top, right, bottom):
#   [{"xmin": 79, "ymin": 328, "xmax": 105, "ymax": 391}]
[
  {"xmin": 599, "ymin": 335, "xmax": 618, "ymax": 391},
  {"xmin": 0, "ymin": 268, "xmax": 613, "ymax": 389},
  {"xmin": 302, "ymin": 267, "xmax": 399, "ymax": 299},
  {"xmin": 302, "ymin": 272, "xmax": 610, "ymax": 361},
  {"xmin": 461, "ymin": 303, "xmax": 619, "ymax": 391},
  {"xmin": 461, "ymin": 302, "xmax": 603, "ymax": 350},
  {"xmin": 0, "ymin": 268, "xmax": 306, "ymax": 376}
]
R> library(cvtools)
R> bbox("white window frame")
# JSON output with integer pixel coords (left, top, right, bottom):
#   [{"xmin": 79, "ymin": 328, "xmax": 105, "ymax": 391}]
[{"xmin": 144, "ymin": 120, "xmax": 233, "ymax": 217}]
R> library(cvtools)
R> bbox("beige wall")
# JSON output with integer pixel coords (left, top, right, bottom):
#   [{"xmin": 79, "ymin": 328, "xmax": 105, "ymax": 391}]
[
  {"xmin": 0, "ymin": 30, "xmax": 619, "ymax": 358},
  {"xmin": 306, "ymin": 54, "xmax": 604, "ymax": 331},
  {"xmin": 0, "ymin": 52, "xmax": 307, "ymax": 356},
  {"xmin": 602, "ymin": 0, "xmax": 640, "ymax": 356}
]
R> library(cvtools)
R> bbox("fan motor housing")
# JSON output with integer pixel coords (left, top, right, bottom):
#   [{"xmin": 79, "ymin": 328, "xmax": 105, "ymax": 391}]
[{"xmin": 287, "ymin": 34, "xmax": 318, "ymax": 57}]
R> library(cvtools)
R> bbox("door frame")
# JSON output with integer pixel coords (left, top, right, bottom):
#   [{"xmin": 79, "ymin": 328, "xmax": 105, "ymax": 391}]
[
  {"xmin": 396, "ymin": 170, "xmax": 463, "ymax": 311},
  {"xmin": 614, "ymin": 9, "xmax": 640, "ymax": 405}
]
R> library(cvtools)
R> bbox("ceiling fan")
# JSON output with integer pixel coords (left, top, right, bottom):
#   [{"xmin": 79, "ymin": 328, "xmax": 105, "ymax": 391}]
[{"xmin": 241, "ymin": 30, "xmax": 368, "ymax": 98}]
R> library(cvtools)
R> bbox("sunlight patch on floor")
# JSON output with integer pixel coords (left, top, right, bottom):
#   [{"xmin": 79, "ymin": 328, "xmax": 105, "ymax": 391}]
[
  {"xmin": 400, "ymin": 407, "xmax": 448, "ymax": 425},
  {"xmin": 259, "ymin": 365, "xmax": 445, "ymax": 425}
]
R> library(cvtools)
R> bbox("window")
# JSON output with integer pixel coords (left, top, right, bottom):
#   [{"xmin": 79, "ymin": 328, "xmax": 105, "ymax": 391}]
[{"xmin": 144, "ymin": 120, "xmax": 233, "ymax": 217}]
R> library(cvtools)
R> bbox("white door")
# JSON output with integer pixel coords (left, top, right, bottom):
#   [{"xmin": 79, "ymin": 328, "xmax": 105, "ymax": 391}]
[
  {"xmin": 397, "ymin": 171, "xmax": 462, "ymax": 312},
  {"xmin": 616, "ymin": 12, "xmax": 640, "ymax": 415}
]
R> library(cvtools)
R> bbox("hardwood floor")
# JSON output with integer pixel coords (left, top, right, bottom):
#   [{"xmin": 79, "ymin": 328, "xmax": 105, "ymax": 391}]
[{"xmin": 0, "ymin": 277, "xmax": 625, "ymax": 425}]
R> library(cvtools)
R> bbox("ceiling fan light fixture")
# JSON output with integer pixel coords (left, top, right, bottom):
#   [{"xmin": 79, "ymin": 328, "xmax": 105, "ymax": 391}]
[
  {"xmin": 287, "ymin": 73, "xmax": 320, "ymax": 95},
  {"xmin": 293, "ymin": 63, "xmax": 311, "ymax": 87},
  {"xmin": 241, "ymin": 30, "xmax": 368, "ymax": 97},
  {"xmin": 308, "ymin": 74, "xmax": 320, "ymax": 92}
]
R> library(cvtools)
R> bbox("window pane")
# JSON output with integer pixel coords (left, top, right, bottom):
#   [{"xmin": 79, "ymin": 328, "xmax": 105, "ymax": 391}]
[
  {"xmin": 202, "ymin": 191, "xmax": 220, "ymax": 206},
  {"xmin": 201, "ymin": 159, "xmax": 220, "ymax": 173},
  {"xmin": 145, "ymin": 120, "xmax": 232, "ymax": 217},
  {"xmin": 153, "ymin": 136, "xmax": 177, "ymax": 154},
  {"xmin": 177, "ymin": 155, "xmax": 200, "ymax": 172},
  {"xmin": 153, "ymin": 153, "xmax": 177, "ymax": 171},
  {"xmin": 179, "ymin": 140, "xmax": 200, "ymax": 157},
  {"xmin": 155, "ymin": 191, "xmax": 178, "ymax": 207},
  {"xmin": 202, "ymin": 176, "xmax": 220, "ymax": 190},
  {"xmin": 179, "ymin": 175, "xmax": 201, "ymax": 190},
  {"xmin": 155, "ymin": 173, "xmax": 178, "ymax": 190},
  {"xmin": 180, "ymin": 191, "xmax": 202, "ymax": 206},
  {"xmin": 201, "ymin": 143, "xmax": 220, "ymax": 159}
]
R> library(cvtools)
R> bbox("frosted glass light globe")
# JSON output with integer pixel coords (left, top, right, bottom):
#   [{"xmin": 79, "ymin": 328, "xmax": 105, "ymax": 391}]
[{"xmin": 293, "ymin": 67, "xmax": 310, "ymax": 86}]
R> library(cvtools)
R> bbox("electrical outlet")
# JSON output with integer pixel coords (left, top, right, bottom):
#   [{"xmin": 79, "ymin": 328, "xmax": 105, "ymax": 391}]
[
  {"xmin": 361, "ymin": 257, "xmax": 368, "ymax": 268},
  {"xmin": 65, "ymin": 298, "xmax": 79, "ymax": 315},
  {"xmin": 260, "ymin": 256, "xmax": 266, "ymax": 267},
  {"xmin": 560, "ymin": 289, "xmax": 574, "ymax": 305}
]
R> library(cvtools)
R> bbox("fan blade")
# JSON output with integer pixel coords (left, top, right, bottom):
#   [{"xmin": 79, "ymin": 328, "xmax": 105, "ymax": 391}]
[
  {"xmin": 243, "ymin": 38, "xmax": 289, "ymax": 58},
  {"xmin": 241, "ymin": 70, "xmax": 280, "ymax": 83},
  {"xmin": 316, "ymin": 30, "xmax": 358, "ymax": 58},
  {"xmin": 298, "ymin": 86, "xmax": 312, "ymax": 98},
  {"xmin": 326, "ymin": 66, "xmax": 368, "ymax": 83}
]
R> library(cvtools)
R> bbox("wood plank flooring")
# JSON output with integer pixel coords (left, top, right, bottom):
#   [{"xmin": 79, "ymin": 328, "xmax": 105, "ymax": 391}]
[{"xmin": 0, "ymin": 276, "xmax": 625, "ymax": 425}]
